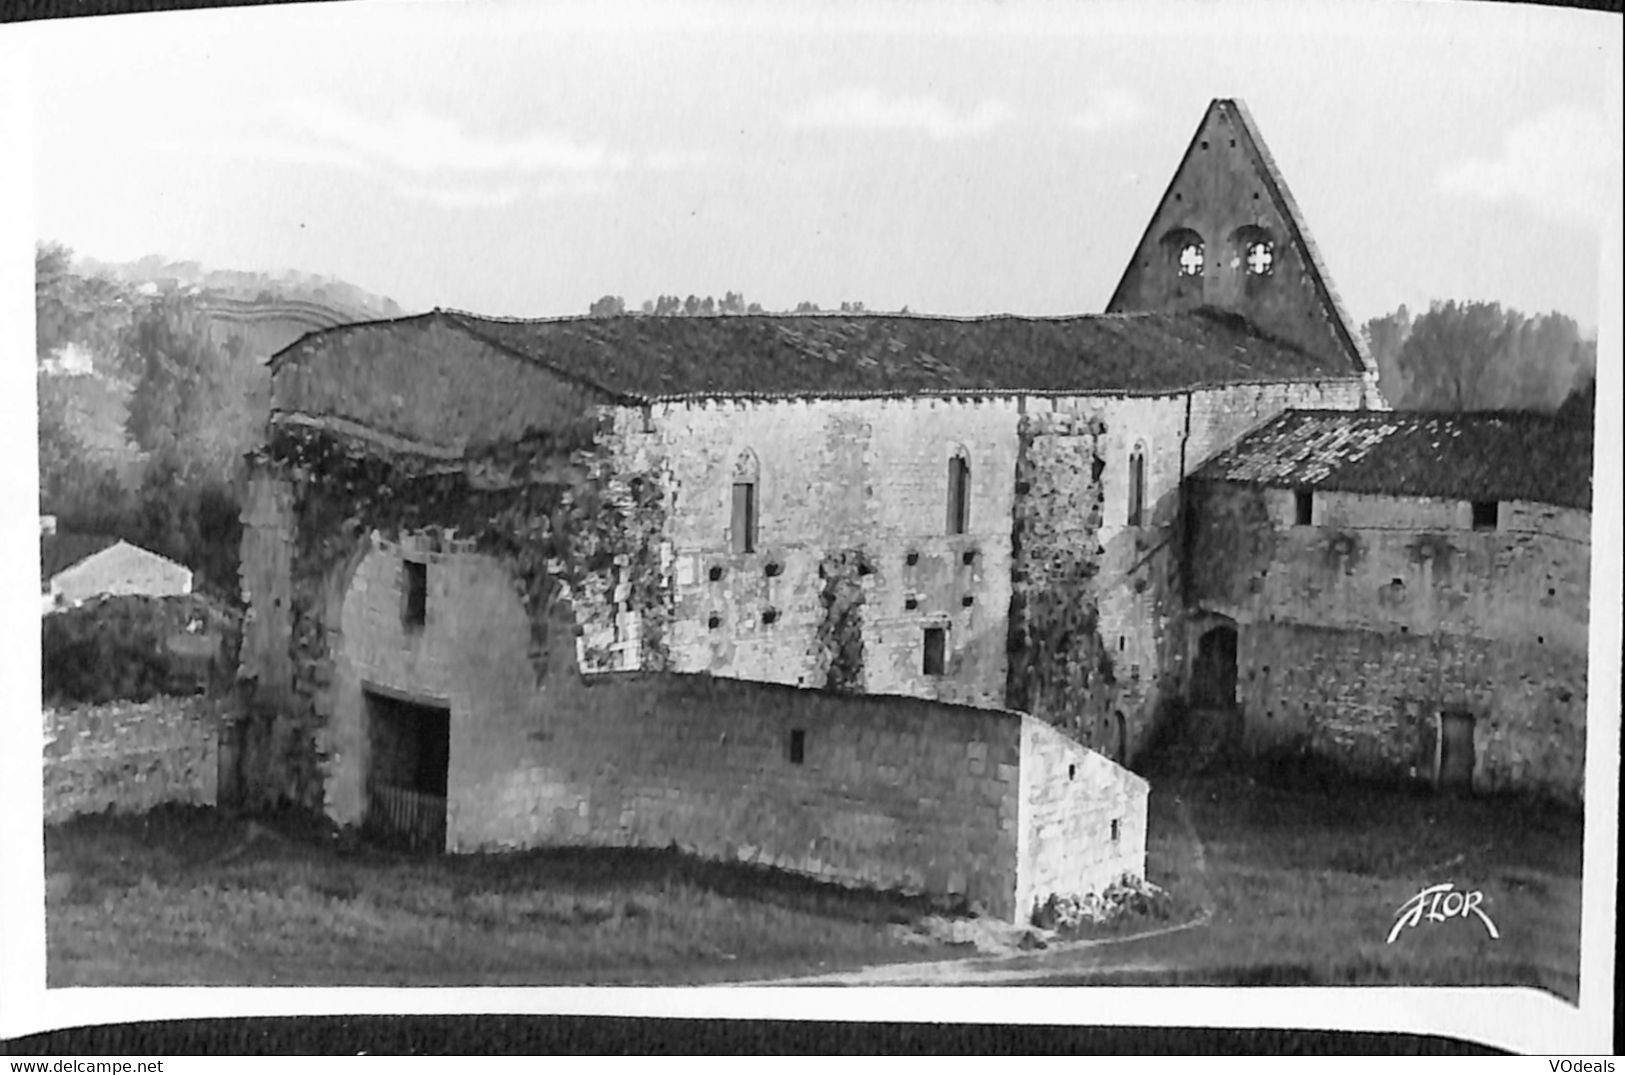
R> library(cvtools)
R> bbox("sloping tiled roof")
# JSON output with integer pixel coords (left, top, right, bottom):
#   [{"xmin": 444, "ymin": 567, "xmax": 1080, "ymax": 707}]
[
  {"xmin": 40, "ymin": 532, "xmax": 120, "ymax": 581},
  {"xmin": 1193, "ymin": 410, "xmax": 1594, "ymax": 509},
  {"xmin": 424, "ymin": 307, "xmax": 1352, "ymax": 401}
]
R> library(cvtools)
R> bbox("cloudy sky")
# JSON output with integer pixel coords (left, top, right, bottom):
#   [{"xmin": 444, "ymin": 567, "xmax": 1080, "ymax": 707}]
[{"xmin": 10, "ymin": 0, "xmax": 1623, "ymax": 329}]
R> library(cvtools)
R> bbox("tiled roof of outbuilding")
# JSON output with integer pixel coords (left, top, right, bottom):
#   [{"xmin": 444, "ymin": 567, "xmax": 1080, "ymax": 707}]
[
  {"xmin": 1192, "ymin": 409, "xmax": 1594, "ymax": 510},
  {"xmin": 269, "ymin": 306, "xmax": 1357, "ymax": 402}
]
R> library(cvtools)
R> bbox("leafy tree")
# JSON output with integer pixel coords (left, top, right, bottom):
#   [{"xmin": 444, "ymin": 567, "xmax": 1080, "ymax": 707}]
[
  {"xmin": 1557, "ymin": 369, "xmax": 1596, "ymax": 424},
  {"xmin": 35, "ymin": 241, "xmax": 133, "ymax": 373},
  {"xmin": 588, "ymin": 294, "xmax": 625, "ymax": 317},
  {"xmin": 1360, "ymin": 304, "xmax": 1412, "ymax": 406},
  {"xmin": 793, "ymin": 301, "xmax": 822, "ymax": 314},
  {"xmin": 1383, "ymin": 299, "xmax": 1597, "ymax": 413},
  {"xmin": 123, "ymin": 295, "xmax": 245, "ymax": 477}
]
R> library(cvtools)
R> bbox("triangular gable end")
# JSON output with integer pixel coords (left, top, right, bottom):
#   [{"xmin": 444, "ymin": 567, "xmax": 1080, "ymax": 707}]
[{"xmin": 1106, "ymin": 99, "xmax": 1375, "ymax": 383}]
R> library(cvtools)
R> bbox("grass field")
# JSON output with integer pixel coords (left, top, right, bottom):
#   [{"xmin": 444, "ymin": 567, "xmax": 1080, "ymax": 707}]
[
  {"xmin": 1080, "ymin": 769, "xmax": 1586, "ymax": 999},
  {"xmin": 44, "ymin": 808, "xmax": 965, "ymax": 986},
  {"xmin": 43, "ymin": 772, "xmax": 1584, "ymax": 994}
]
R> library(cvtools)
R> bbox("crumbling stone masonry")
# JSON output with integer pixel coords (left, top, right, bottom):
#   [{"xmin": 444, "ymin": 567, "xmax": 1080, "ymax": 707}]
[
  {"xmin": 1187, "ymin": 477, "xmax": 1589, "ymax": 805},
  {"xmin": 234, "ymin": 416, "xmax": 669, "ymax": 813},
  {"xmin": 1006, "ymin": 409, "xmax": 1116, "ymax": 744},
  {"xmin": 43, "ymin": 696, "xmax": 223, "ymax": 823}
]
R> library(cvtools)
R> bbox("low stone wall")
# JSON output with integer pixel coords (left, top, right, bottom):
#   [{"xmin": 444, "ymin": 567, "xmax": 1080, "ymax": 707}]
[
  {"xmin": 1016, "ymin": 715, "xmax": 1150, "ymax": 918},
  {"xmin": 43, "ymin": 696, "xmax": 222, "ymax": 823},
  {"xmin": 451, "ymin": 666, "xmax": 1030, "ymax": 918}
]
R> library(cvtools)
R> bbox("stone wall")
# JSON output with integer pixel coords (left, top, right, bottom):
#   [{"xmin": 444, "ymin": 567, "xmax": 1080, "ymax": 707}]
[
  {"xmin": 326, "ymin": 537, "xmax": 1147, "ymax": 919},
  {"xmin": 43, "ymin": 696, "xmax": 222, "ymax": 823},
  {"xmin": 1015, "ymin": 715, "xmax": 1150, "ymax": 919},
  {"xmin": 1186, "ymin": 479, "xmax": 1589, "ymax": 803},
  {"xmin": 651, "ymin": 395, "xmax": 1021, "ymax": 709},
  {"xmin": 1104, "ymin": 99, "xmax": 1372, "ymax": 391},
  {"xmin": 235, "ymin": 401, "xmax": 659, "ymax": 810},
  {"xmin": 1234, "ymin": 623, "xmax": 1585, "ymax": 805}
]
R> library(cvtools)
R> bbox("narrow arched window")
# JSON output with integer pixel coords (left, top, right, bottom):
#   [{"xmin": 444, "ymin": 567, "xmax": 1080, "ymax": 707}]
[
  {"xmin": 947, "ymin": 448, "xmax": 971, "ymax": 535},
  {"xmin": 731, "ymin": 450, "xmax": 759, "ymax": 554},
  {"xmin": 1127, "ymin": 444, "xmax": 1146, "ymax": 527}
]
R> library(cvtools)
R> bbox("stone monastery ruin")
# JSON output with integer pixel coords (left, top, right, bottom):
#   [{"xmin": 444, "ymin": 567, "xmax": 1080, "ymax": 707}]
[{"xmin": 234, "ymin": 99, "xmax": 1591, "ymax": 921}]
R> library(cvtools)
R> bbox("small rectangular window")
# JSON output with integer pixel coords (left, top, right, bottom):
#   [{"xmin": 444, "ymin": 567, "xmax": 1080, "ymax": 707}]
[
  {"xmin": 403, "ymin": 560, "xmax": 427, "ymax": 627},
  {"xmin": 731, "ymin": 482, "xmax": 757, "ymax": 553},
  {"xmin": 922, "ymin": 626, "xmax": 946, "ymax": 676},
  {"xmin": 947, "ymin": 455, "xmax": 970, "ymax": 535},
  {"xmin": 1294, "ymin": 489, "xmax": 1314, "ymax": 526},
  {"xmin": 1110, "ymin": 818, "xmax": 1122, "ymax": 843},
  {"xmin": 788, "ymin": 728, "xmax": 806, "ymax": 765},
  {"xmin": 1470, "ymin": 500, "xmax": 1498, "ymax": 531}
]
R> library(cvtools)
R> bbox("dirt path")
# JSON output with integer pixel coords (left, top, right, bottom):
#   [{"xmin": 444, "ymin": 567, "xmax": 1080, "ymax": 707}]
[{"xmin": 738, "ymin": 796, "xmax": 1215, "ymax": 987}]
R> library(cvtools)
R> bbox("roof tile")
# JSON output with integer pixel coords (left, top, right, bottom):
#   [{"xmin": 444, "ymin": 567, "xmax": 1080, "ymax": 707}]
[{"xmin": 1193, "ymin": 410, "xmax": 1594, "ymax": 509}]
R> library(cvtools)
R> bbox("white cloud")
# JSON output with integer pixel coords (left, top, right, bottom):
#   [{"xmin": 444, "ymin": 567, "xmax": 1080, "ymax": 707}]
[
  {"xmin": 158, "ymin": 96, "xmax": 628, "ymax": 208},
  {"xmin": 1067, "ymin": 89, "xmax": 1145, "ymax": 134},
  {"xmin": 260, "ymin": 96, "xmax": 628, "ymax": 176},
  {"xmin": 789, "ymin": 88, "xmax": 1011, "ymax": 140},
  {"xmin": 1437, "ymin": 107, "xmax": 1617, "ymax": 229}
]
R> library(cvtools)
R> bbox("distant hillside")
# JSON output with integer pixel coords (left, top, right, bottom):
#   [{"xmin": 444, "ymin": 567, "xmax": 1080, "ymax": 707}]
[{"xmin": 73, "ymin": 254, "xmax": 407, "ymax": 364}]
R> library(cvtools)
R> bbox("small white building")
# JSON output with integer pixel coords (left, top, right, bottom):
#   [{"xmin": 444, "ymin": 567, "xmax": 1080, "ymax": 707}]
[{"xmin": 45, "ymin": 540, "xmax": 193, "ymax": 613}]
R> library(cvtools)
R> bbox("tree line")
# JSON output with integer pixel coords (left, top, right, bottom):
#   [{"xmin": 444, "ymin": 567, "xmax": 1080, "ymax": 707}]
[
  {"xmin": 37, "ymin": 242, "xmax": 263, "ymax": 600},
  {"xmin": 1361, "ymin": 299, "xmax": 1596, "ymax": 418},
  {"xmin": 589, "ymin": 293, "xmax": 881, "ymax": 317}
]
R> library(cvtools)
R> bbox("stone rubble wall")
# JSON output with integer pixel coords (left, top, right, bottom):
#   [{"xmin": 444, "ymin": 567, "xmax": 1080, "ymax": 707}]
[
  {"xmin": 43, "ymin": 696, "xmax": 222, "ymax": 823},
  {"xmin": 1187, "ymin": 480, "xmax": 1589, "ymax": 803}
]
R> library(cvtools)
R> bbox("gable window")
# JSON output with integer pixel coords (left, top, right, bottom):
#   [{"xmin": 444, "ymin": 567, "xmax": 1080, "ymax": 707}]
[
  {"xmin": 1127, "ymin": 446, "xmax": 1146, "ymax": 527},
  {"xmin": 788, "ymin": 728, "xmax": 806, "ymax": 765},
  {"xmin": 403, "ymin": 560, "xmax": 427, "ymax": 628},
  {"xmin": 731, "ymin": 450, "xmax": 759, "ymax": 553},
  {"xmin": 1245, "ymin": 240, "xmax": 1274, "ymax": 275},
  {"xmin": 1294, "ymin": 489, "xmax": 1314, "ymax": 526},
  {"xmin": 1234, "ymin": 225, "xmax": 1276, "ymax": 278},
  {"xmin": 922, "ymin": 626, "xmax": 947, "ymax": 676},
  {"xmin": 1470, "ymin": 500, "xmax": 1499, "ymax": 531},
  {"xmin": 1161, "ymin": 227, "xmax": 1205, "ymax": 279},
  {"xmin": 947, "ymin": 450, "xmax": 971, "ymax": 535},
  {"xmin": 1178, "ymin": 241, "xmax": 1204, "ymax": 277}
]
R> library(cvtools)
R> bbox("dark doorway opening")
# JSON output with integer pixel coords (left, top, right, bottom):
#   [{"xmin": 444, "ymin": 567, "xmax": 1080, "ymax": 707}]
[
  {"xmin": 1190, "ymin": 624, "xmax": 1238, "ymax": 709},
  {"xmin": 363, "ymin": 690, "xmax": 450, "ymax": 851},
  {"xmin": 1438, "ymin": 710, "xmax": 1476, "ymax": 793},
  {"xmin": 1114, "ymin": 711, "xmax": 1128, "ymax": 765}
]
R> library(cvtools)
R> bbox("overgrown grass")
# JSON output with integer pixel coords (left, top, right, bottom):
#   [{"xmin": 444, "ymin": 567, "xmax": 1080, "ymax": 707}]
[
  {"xmin": 45, "ymin": 807, "xmax": 962, "ymax": 986},
  {"xmin": 44, "ymin": 772, "xmax": 1586, "ymax": 996},
  {"xmin": 1111, "ymin": 773, "xmax": 1585, "ymax": 1000}
]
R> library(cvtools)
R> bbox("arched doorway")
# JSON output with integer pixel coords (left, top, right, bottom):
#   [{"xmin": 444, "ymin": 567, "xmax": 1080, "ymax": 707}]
[{"xmin": 1191, "ymin": 623, "xmax": 1238, "ymax": 710}]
